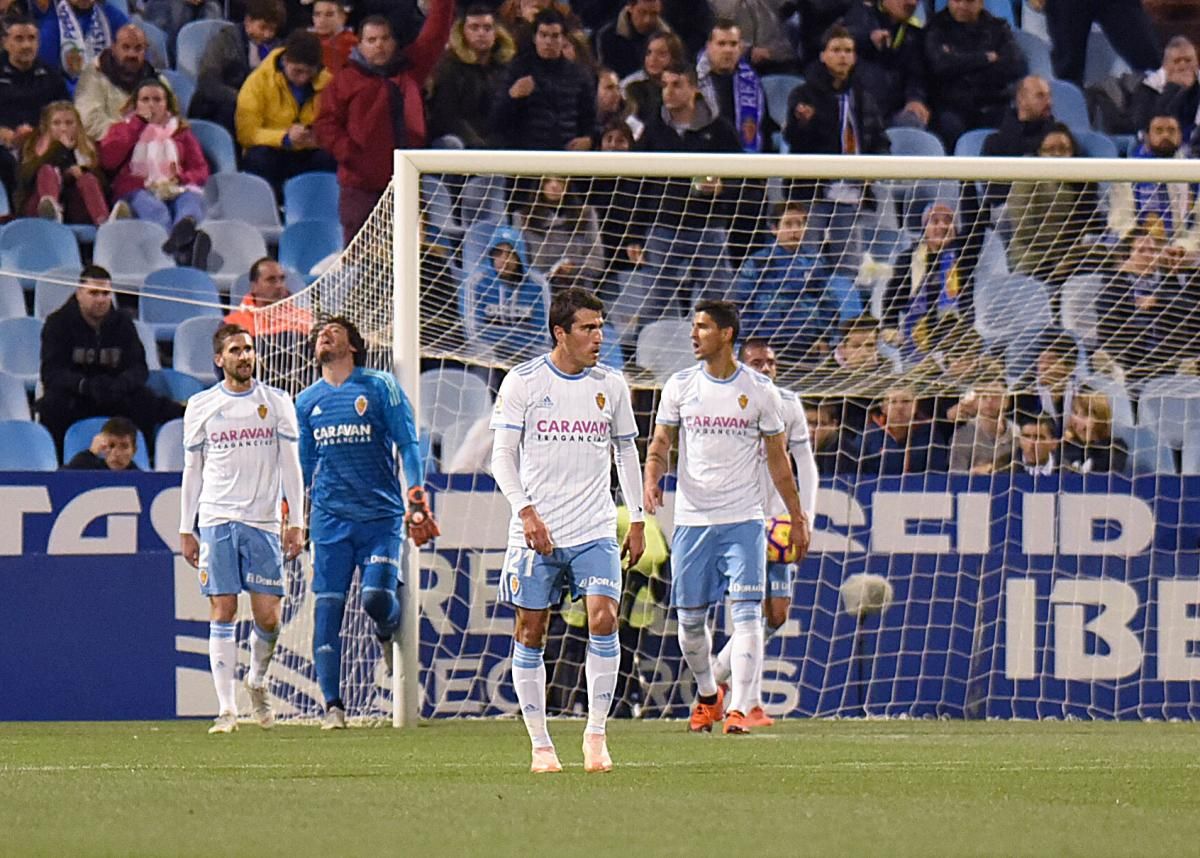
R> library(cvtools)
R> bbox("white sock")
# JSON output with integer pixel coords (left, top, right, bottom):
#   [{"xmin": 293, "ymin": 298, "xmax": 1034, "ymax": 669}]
[
  {"xmin": 248, "ymin": 622, "xmax": 278, "ymax": 689},
  {"xmin": 712, "ymin": 637, "xmax": 733, "ymax": 687},
  {"xmin": 676, "ymin": 608, "xmax": 717, "ymax": 697},
  {"xmin": 729, "ymin": 603, "xmax": 764, "ymax": 715},
  {"xmin": 209, "ymin": 621, "xmax": 238, "ymax": 716},
  {"xmin": 750, "ymin": 621, "xmax": 784, "ymax": 710},
  {"xmin": 585, "ymin": 631, "xmax": 620, "ymax": 736},
  {"xmin": 512, "ymin": 641, "xmax": 552, "ymax": 749}
]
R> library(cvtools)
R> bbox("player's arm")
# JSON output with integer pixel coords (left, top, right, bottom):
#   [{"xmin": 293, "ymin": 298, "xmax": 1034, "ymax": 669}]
[
  {"xmin": 384, "ymin": 380, "xmax": 440, "ymax": 546},
  {"xmin": 787, "ymin": 400, "xmax": 819, "ymax": 543},
  {"xmin": 612, "ymin": 379, "xmax": 645, "ymax": 566},
  {"xmin": 642, "ymin": 423, "xmax": 676, "ymax": 515},
  {"xmin": 765, "ymin": 431, "xmax": 810, "ymax": 563},
  {"xmin": 491, "ymin": 427, "xmax": 552, "ymax": 554},
  {"xmin": 276, "ymin": 394, "xmax": 306, "ymax": 561},
  {"xmin": 178, "ymin": 441, "xmax": 204, "ymax": 568}
]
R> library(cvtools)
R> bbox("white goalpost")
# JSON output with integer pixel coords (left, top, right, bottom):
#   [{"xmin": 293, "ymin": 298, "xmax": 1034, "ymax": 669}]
[{"xmin": 250, "ymin": 148, "xmax": 1200, "ymax": 726}]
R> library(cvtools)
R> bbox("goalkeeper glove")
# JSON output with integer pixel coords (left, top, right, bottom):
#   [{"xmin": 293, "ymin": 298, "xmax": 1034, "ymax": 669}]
[{"xmin": 404, "ymin": 486, "xmax": 440, "ymax": 547}]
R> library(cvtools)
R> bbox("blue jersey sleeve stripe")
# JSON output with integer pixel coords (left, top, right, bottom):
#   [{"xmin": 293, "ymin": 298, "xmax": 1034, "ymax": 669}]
[
  {"xmin": 613, "ymin": 431, "xmax": 638, "ymax": 440},
  {"xmin": 656, "ymin": 418, "xmax": 680, "ymax": 426},
  {"xmin": 185, "ymin": 442, "xmax": 205, "ymax": 452},
  {"xmin": 494, "ymin": 423, "xmax": 522, "ymax": 431}
]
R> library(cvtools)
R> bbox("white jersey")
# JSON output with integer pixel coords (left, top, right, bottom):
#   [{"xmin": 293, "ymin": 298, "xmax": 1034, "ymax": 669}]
[
  {"xmin": 760, "ymin": 388, "xmax": 810, "ymax": 519},
  {"xmin": 656, "ymin": 363, "xmax": 784, "ymax": 526},
  {"xmin": 180, "ymin": 380, "xmax": 301, "ymax": 531},
  {"xmin": 491, "ymin": 355, "xmax": 638, "ymax": 548}
]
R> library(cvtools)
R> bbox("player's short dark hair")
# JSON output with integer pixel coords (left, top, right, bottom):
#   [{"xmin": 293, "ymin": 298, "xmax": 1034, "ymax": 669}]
[
  {"xmin": 249, "ymin": 256, "xmax": 276, "ymax": 283},
  {"xmin": 548, "ymin": 287, "xmax": 604, "ymax": 341},
  {"xmin": 245, "ymin": 0, "xmax": 286, "ymax": 27},
  {"xmin": 213, "ymin": 323, "xmax": 251, "ymax": 355},
  {"xmin": 772, "ymin": 199, "xmax": 809, "ymax": 221},
  {"xmin": 737, "ymin": 337, "xmax": 772, "ymax": 361},
  {"xmin": 283, "ymin": 29, "xmax": 322, "ymax": 68},
  {"xmin": 358, "ymin": 14, "xmax": 393, "ymax": 37},
  {"xmin": 100, "ymin": 416, "xmax": 138, "ymax": 446},
  {"xmin": 840, "ymin": 312, "xmax": 879, "ymax": 338},
  {"xmin": 695, "ymin": 299, "xmax": 739, "ymax": 341},
  {"xmin": 662, "ymin": 61, "xmax": 698, "ymax": 87},
  {"xmin": 533, "ymin": 7, "xmax": 565, "ymax": 30},
  {"xmin": 316, "ymin": 315, "xmax": 367, "ymax": 366},
  {"xmin": 79, "ymin": 265, "xmax": 111, "ymax": 283}
]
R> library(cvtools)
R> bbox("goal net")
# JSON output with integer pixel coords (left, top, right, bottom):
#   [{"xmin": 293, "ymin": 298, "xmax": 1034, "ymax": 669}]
[{"xmin": 255, "ymin": 149, "xmax": 1200, "ymax": 723}]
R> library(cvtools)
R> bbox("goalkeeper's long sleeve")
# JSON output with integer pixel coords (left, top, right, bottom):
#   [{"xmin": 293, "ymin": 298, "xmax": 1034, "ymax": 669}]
[
  {"xmin": 490, "ymin": 428, "xmax": 532, "ymax": 512},
  {"xmin": 613, "ymin": 437, "xmax": 645, "ymax": 523},
  {"xmin": 791, "ymin": 437, "xmax": 819, "ymax": 521},
  {"xmin": 178, "ymin": 447, "xmax": 204, "ymax": 534}
]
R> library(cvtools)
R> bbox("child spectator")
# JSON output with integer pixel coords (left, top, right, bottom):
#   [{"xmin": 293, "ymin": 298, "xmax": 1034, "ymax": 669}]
[
  {"xmin": 62, "ymin": 415, "xmax": 139, "ymax": 470},
  {"xmin": 311, "ymin": 0, "xmax": 356, "ymax": 75},
  {"xmin": 1062, "ymin": 390, "xmax": 1128, "ymax": 475},
  {"xmin": 15, "ymin": 99, "xmax": 110, "ymax": 224},
  {"xmin": 1013, "ymin": 414, "xmax": 1059, "ymax": 475}
]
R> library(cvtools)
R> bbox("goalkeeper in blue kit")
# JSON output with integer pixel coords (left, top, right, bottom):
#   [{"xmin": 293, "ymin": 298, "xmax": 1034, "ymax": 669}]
[{"xmin": 297, "ymin": 318, "xmax": 439, "ymax": 729}]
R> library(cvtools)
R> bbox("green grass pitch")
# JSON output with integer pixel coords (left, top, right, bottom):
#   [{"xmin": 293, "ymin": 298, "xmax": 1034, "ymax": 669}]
[{"xmin": 2, "ymin": 719, "xmax": 1198, "ymax": 857}]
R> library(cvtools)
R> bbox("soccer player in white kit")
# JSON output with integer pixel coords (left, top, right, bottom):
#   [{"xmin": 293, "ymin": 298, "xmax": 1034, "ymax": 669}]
[
  {"xmin": 178, "ymin": 324, "xmax": 305, "ymax": 734},
  {"xmin": 711, "ymin": 339, "xmax": 818, "ymax": 727},
  {"xmin": 491, "ymin": 288, "xmax": 646, "ymax": 773},
  {"xmin": 643, "ymin": 301, "xmax": 809, "ymax": 735}
]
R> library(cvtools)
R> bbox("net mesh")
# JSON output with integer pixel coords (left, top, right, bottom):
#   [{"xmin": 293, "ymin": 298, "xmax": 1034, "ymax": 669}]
[{"xmin": 248, "ymin": 153, "xmax": 1200, "ymax": 721}]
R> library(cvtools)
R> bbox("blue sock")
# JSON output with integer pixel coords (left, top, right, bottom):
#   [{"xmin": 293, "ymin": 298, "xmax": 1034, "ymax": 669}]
[
  {"xmin": 313, "ymin": 592, "xmax": 347, "ymax": 707},
  {"xmin": 362, "ymin": 586, "xmax": 401, "ymax": 640}
]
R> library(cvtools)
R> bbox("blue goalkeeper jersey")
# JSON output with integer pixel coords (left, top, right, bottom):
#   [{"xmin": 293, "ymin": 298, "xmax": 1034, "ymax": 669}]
[{"xmin": 297, "ymin": 367, "xmax": 423, "ymax": 525}]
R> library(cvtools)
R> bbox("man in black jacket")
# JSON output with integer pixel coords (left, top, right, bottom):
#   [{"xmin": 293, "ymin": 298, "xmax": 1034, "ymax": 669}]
[
  {"xmin": 427, "ymin": 5, "xmax": 515, "ymax": 149},
  {"xmin": 0, "ymin": 16, "xmax": 68, "ymax": 199},
  {"xmin": 495, "ymin": 8, "xmax": 594, "ymax": 151},
  {"xmin": 38, "ymin": 266, "xmax": 182, "ymax": 456},
  {"xmin": 595, "ymin": 0, "xmax": 671, "ymax": 79},
  {"xmin": 924, "ymin": 0, "xmax": 1025, "ymax": 150},
  {"xmin": 843, "ymin": 0, "xmax": 929, "ymax": 128},
  {"xmin": 982, "ymin": 75, "xmax": 1054, "ymax": 156}
]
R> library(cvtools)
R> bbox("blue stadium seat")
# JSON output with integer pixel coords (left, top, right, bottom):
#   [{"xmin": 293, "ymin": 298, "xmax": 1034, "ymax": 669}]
[
  {"xmin": 421, "ymin": 174, "xmax": 463, "ymax": 244},
  {"xmin": 172, "ymin": 316, "xmax": 223, "ymax": 382},
  {"xmin": 1060, "ymin": 275, "xmax": 1103, "ymax": 344},
  {"xmin": 1117, "ymin": 424, "xmax": 1175, "ymax": 476},
  {"xmin": 93, "ymin": 220, "xmax": 174, "ymax": 285},
  {"xmin": 140, "ymin": 267, "xmax": 222, "ymax": 340},
  {"xmin": 0, "ymin": 317, "xmax": 43, "ymax": 390},
  {"xmin": 954, "ymin": 128, "xmax": 995, "ymax": 157},
  {"xmin": 0, "ymin": 371, "xmax": 31, "ymax": 421},
  {"xmin": 283, "ymin": 172, "xmax": 340, "ymax": 225},
  {"xmin": 1049, "ymin": 78, "xmax": 1091, "ymax": 132},
  {"xmin": 154, "ymin": 418, "xmax": 185, "ymax": 471},
  {"xmin": 198, "ymin": 219, "xmax": 268, "ymax": 293},
  {"xmin": 1084, "ymin": 26, "xmax": 1132, "ymax": 88},
  {"xmin": 33, "ymin": 268, "xmax": 82, "ymax": 319},
  {"xmin": 0, "ymin": 421, "xmax": 57, "ymax": 470},
  {"xmin": 160, "ymin": 69, "xmax": 196, "ymax": 116},
  {"xmin": 203, "ymin": 172, "xmax": 283, "ymax": 242},
  {"xmin": 279, "ymin": 220, "xmax": 343, "ymax": 279},
  {"xmin": 761, "ymin": 74, "xmax": 804, "ymax": 128},
  {"xmin": 1082, "ymin": 373, "xmax": 1134, "ymax": 431},
  {"xmin": 138, "ymin": 19, "xmax": 170, "ymax": 70},
  {"xmin": 600, "ymin": 324, "xmax": 624, "ymax": 370},
  {"xmin": 134, "ymin": 319, "xmax": 161, "ymax": 370},
  {"xmin": 460, "ymin": 175, "xmax": 507, "ymax": 226},
  {"xmin": 148, "ymin": 368, "xmax": 207, "ymax": 402},
  {"xmin": 0, "ymin": 180, "xmax": 9, "ymax": 218},
  {"xmin": 175, "ymin": 20, "xmax": 235, "ymax": 79},
  {"xmin": 1073, "ymin": 130, "xmax": 1119, "ymax": 159},
  {"xmin": 974, "ymin": 273, "xmax": 1052, "ymax": 345},
  {"xmin": 1014, "ymin": 30, "xmax": 1053, "ymax": 78},
  {"xmin": 636, "ymin": 318, "xmax": 694, "ymax": 384},
  {"xmin": 1137, "ymin": 375, "xmax": 1200, "ymax": 472},
  {"xmin": 0, "ymin": 219, "xmax": 82, "ymax": 277},
  {"xmin": 418, "ymin": 367, "xmax": 492, "ymax": 443},
  {"xmin": 64, "ymin": 417, "xmax": 150, "ymax": 470},
  {"xmin": 884, "ymin": 127, "xmax": 945, "ymax": 157},
  {"xmin": 0, "ymin": 275, "xmax": 27, "ymax": 320},
  {"xmin": 188, "ymin": 119, "xmax": 238, "ymax": 174}
]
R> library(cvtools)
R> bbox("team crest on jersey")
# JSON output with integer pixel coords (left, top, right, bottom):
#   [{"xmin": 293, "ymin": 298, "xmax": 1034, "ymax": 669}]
[
  {"xmin": 198, "ymin": 568, "xmax": 208, "ymax": 586},
  {"xmin": 354, "ymin": 395, "xmax": 368, "ymax": 416},
  {"xmin": 738, "ymin": 394, "xmax": 749, "ymax": 409},
  {"xmin": 595, "ymin": 392, "xmax": 605, "ymax": 410},
  {"xmin": 257, "ymin": 404, "xmax": 268, "ymax": 419},
  {"xmin": 509, "ymin": 574, "xmax": 520, "ymax": 595}
]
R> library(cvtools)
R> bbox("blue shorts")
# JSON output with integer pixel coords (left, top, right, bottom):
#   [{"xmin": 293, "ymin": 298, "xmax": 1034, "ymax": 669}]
[
  {"xmin": 198, "ymin": 522, "xmax": 284, "ymax": 597},
  {"xmin": 311, "ymin": 508, "xmax": 405, "ymax": 596},
  {"xmin": 498, "ymin": 537, "xmax": 621, "ymax": 611},
  {"xmin": 670, "ymin": 521, "xmax": 766, "ymax": 608},
  {"xmin": 766, "ymin": 561, "xmax": 794, "ymax": 599}
]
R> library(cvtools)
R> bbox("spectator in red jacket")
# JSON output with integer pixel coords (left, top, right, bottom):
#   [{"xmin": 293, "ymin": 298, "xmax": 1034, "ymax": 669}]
[
  {"xmin": 314, "ymin": 0, "xmax": 453, "ymax": 243},
  {"xmin": 310, "ymin": 0, "xmax": 356, "ymax": 75},
  {"xmin": 99, "ymin": 78, "xmax": 209, "ymax": 256}
]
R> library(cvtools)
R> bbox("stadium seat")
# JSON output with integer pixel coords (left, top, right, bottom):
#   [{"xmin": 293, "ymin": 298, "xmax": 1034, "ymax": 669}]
[
  {"xmin": 203, "ymin": 172, "xmax": 283, "ymax": 242},
  {"xmin": 761, "ymin": 74, "xmax": 804, "ymax": 128},
  {"xmin": 0, "ymin": 371, "xmax": 31, "ymax": 421},
  {"xmin": 974, "ymin": 273, "xmax": 1052, "ymax": 345},
  {"xmin": 175, "ymin": 20, "xmax": 235, "ymax": 79},
  {"xmin": 134, "ymin": 319, "xmax": 161, "ymax": 370},
  {"xmin": 0, "ymin": 219, "xmax": 81, "ymax": 276},
  {"xmin": 0, "ymin": 420, "xmax": 57, "ymax": 470},
  {"xmin": 1014, "ymin": 30, "xmax": 1054, "ymax": 78},
  {"xmin": 1073, "ymin": 130, "xmax": 1119, "ymax": 159},
  {"xmin": 33, "ymin": 268, "xmax": 82, "ymax": 319},
  {"xmin": 418, "ymin": 367, "xmax": 492, "ymax": 443},
  {"xmin": 140, "ymin": 267, "xmax": 222, "ymax": 340},
  {"xmin": 1049, "ymin": 78, "xmax": 1091, "ymax": 132},
  {"xmin": 283, "ymin": 172, "xmax": 340, "ymax": 225},
  {"xmin": 636, "ymin": 319, "xmax": 695, "ymax": 383},
  {"xmin": 154, "ymin": 418, "xmax": 184, "ymax": 471},
  {"xmin": 279, "ymin": 220, "xmax": 343, "ymax": 279},
  {"xmin": 188, "ymin": 119, "xmax": 238, "ymax": 174},
  {"xmin": 63, "ymin": 416, "xmax": 150, "ymax": 470},
  {"xmin": 1084, "ymin": 26, "xmax": 1132, "ymax": 88},
  {"xmin": 93, "ymin": 220, "xmax": 174, "ymax": 285},
  {"xmin": 460, "ymin": 175, "xmax": 507, "ymax": 226},
  {"xmin": 198, "ymin": 219, "xmax": 268, "ymax": 293},
  {"xmin": 138, "ymin": 18, "xmax": 170, "ymax": 70},
  {"xmin": 1082, "ymin": 373, "xmax": 1134, "ymax": 431},
  {"xmin": 1118, "ymin": 424, "xmax": 1175, "ymax": 475},
  {"xmin": 172, "ymin": 316, "xmax": 223, "ymax": 382},
  {"xmin": 1021, "ymin": 0, "xmax": 1048, "ymax": 39},
  {"xmin": 148, "ymin": 368, "xmax": 207, "ymax": 401},
  {"xmin": 0, "ymin": 275, "xmax": 27, "ymax": 320},
  {"xmin": 160, "ymin": 69, "xmax": 196, "ymax": 117},
  {"xmin": 1060, "ymin": 273, "xmax": 1104, "ymax": 344},
  {"xmin": 884, "ymin": 127, "xmax": 945, "ymax": 157},
  {"xmin": 600, "ymin": 324, "xmax": 624, "ymax": 370},
  {"xmin": 953, "ymin": 128, "xmax": 994, "ymax": 157},
  {"xmin": 0, "ymin": 180, "xmax": 9, "ymax": 218},
  {"xmin": 421, "ymin": 174, "xmax": 463, "ymax": 244},
  {"xmin": 1136, "ymin": 376, "xmax": 1200, "ymax": 469},
  {"xmin": 0, "ymin": 316, "xmax": 43, "ymax": 390}
]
